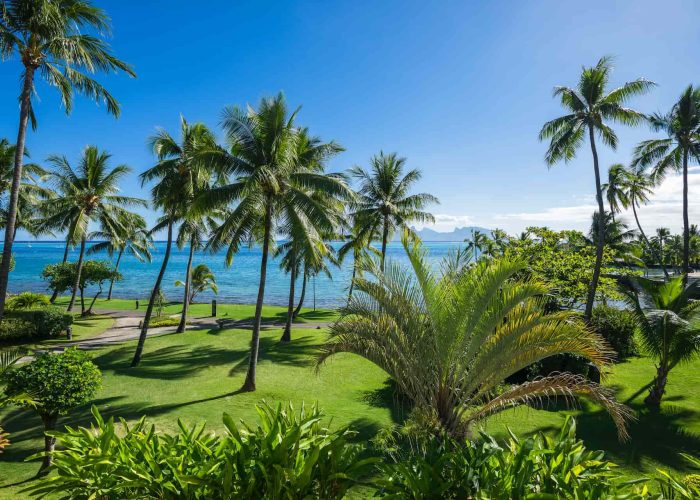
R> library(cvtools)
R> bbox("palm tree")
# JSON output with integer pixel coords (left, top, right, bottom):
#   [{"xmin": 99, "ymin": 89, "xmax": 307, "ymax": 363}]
[
  {"xmin": 40, "ymin": 146, "xmax": 145, "ymax": 312},
  {"xmin": 602, "ymin": 164, "xmax": 631, "ymax": 222},
  {"xmin": 198, "ymin": 93, "xmax": 351, "ymax": 391},
  {"xmin": 351, "ymin": 152, "xmax": 438, "ymax": 271},
  {"xmin": 654, "ymin": 227, "xmax": 672, "ymax": 276},
  {"xmin": 175, "ymin": 264, "xmax": 217, "ymax": 303},
  {"xmin": 317, "ymin": 233, "xmax": 632, "ymax": 439},
  {"xmin": 465, "ymin": 229, "xmax": 490, "ymax": 259},
  {"xmin": 621, "ymin": 276, "xmax": 700, "ymax": 408},
  {"xmin": 633, "ymin": 85, "xmax": 700, "ymax": 278},
  {"xmin": 87, "ymin": 212, "xmax": 152, "ymax": 299},
  {"xmin": 0, "ymin": 0, "xmax": 135, "ymax": 319},
  {"xmin": 338, "ymin": 220, "xmax": 379, "ymax": 306},
  {"xmin": 539, "ymin": 56, "xmax": 653, "ymax": 321},
  {"xmin": 293, "ymin": 241, "xmax": 337, "ymax": 320},
  {"xmin": 131, "ymin": 118, "xmax": 217, "ymax": 365}
]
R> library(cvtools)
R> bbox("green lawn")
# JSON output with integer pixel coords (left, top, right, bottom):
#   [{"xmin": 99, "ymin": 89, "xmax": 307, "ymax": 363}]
[{"xmin": 1, "ymin": 319, "xmax": 698, "ymax": 496}]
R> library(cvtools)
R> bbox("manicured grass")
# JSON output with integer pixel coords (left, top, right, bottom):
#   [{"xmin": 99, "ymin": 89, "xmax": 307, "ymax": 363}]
[
  {"xmin": 53, "ymin": 296, "xmax": 340, "ymax": 323},
  {"xmin": 1, "ymin": 323, "xmax": 698, "ymax": 496}
]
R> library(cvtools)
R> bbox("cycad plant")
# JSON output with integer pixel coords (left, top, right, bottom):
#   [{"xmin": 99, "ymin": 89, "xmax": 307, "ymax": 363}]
[
  {"xmin": 318, "ymin": 233, "xmax": 632, "ymax": 439},
  {"xmin": 539, "ymin": 56, "xmax": 653, "ymax": 320},
  {"xmin": 0, "ymin": 0, "xmax": 135, "ymax": 319},
  {"xmin": 633, "ymin": 85, "xmax": 700, "ymax": 278},
  {"xmin": 621, "ymin": 276, "xmax": 700, "ymax": 408}
]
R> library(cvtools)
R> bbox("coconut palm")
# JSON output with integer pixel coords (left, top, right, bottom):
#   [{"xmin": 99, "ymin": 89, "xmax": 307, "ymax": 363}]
[
  {"xmin": 87, "ymin": 212, "xmax": 152, "ymax": 299},
  {"xmin": 198, "ymin": 93, "xmax": 351, "ymax": 391},
  {"xmin": 131, "ymin": 118, "xmax": 217, "ymax": 365},
  {"xmin": 633, "ymin": 85, "xmax": 700, "ymax": 278},
  {"xmin": 39, "ymin": 146, "xmax": 145, "ymax": 312},
  {"xmin": 539, "ymin": 56, "xmax": 654, "ymax": 320},
  {"xmin": 317, "ymin": 233, "xmax": 632, "ymax": 439},
  {"xmin": 350, "ymin": 152, "xmax": 438, "ymax": 271},
  {"xmin": 621, "ymin": 276, "xmax": 700, "ymax": 408},
  {"xmin": 465, "ymin": 229, "xmax": 490, "ymax": 260},
  {"xmin": 338, "ymin": 219, "xmax": 380, "ymax": 306},
  {"xmin": 602, "ymin": 163, "xmax": 631, "ymax": 222},
  {"xmin": 588, "ymin": 211, "xmax": 636, "ymax": 256},
  {"xmin": 293, "ymin": 241, "xmax": 338, "ymax": 320},
  {"xmin": 653, "ymin": 227, "xmax": 672, "ymax": 276},
  {"xmin": 0, "ymin": 0, "xmax": 135, "ymax": 319},
  {"xmin": 175, "ymin": 264, "xmax": 217, "ymax": 303}
]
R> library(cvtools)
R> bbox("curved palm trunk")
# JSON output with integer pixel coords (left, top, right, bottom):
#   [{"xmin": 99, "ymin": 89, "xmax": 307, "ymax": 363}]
[
  {"xmin": 293, "ymin": 268, "xmax": 308, "ymax": 319},
  {"xmin": 281, "ymin": 253, "xmax": 296, "ymax": 343},
  {"xmin": 682, "ymin": 148, "xmax": 690, "ymax": 282},
  {"xmin": 131, "ymin": 220, "xmax": 174, "ymax": 367},
  {"xmin": 347, "ymin": 257, "xmax": 357, "ymax": 306},
  {"xmin": 107, "ymin": 248, "xmax": 124, "ymax": 300},
  {"xmin": 585, "ymin": 125, "xmax": 605, "ymax": 322},
  {"xmin": 645, "ymin": 362, "xmax": 669, "ymax": 409},
  {"xmin": 380, "ymin": 215, "xmax": 389, "ymax": 272},
  {"xmin": 631, "ymin": 198, "xmax": 669, "ymax": 280},
  {"xmin": 0, "ymin": 66, "xmax": 35, "ymax": 321},
  {"xmin": 241, "ymin": 200, "xmax": 273, "ymax": 392},
  {"xmin": 50, "ymin": 239, "xmax": 71, "ymax": 303},
  {"xmin": 176, "ymin": 239, "xmax": 195, "ymax": 333},
  {"xmin": 67, "ymin": 237, "xmax": 87, "ymax": 313}
]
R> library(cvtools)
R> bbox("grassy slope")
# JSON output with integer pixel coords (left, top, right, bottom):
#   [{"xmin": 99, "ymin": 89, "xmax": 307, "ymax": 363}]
[{"xmin": 1, "ymin": 320, "xmax": 698, "ymax": 495}]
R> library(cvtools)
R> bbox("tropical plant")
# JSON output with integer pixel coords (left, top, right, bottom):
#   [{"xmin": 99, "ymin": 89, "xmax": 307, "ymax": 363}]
[
  {"xmin": 602, "ymin": 163, "xmax": 631, "ymax": 222},
  {"xmin": 0, "ymin": 0, "xmax": 135, "ymax": 320},
  {"xmin": 7, "ymin": 291, "xmax": 50, "ymax": 309},
  {"xmin": 539, "ymin": 56, "xmax": 654, "ymax": 320},
  {"xmin": 318, "ymin": 233, "xmax": 631, "ymax": 439},
  {"xmin": 350, "ymin": 152, "xmax": 438, "ymax": 270},
  {"xmin": 465, "ymin": 229, "xmax": 490, "ymax": 259},
  {"xmin": 5, "ymin": 348, "xmax": 101, "ymax": 473},
  {"xmin": 88, "ymin": 211, "xmax": 152, "ymax": 299},
  {"xmin": 25, "ymin": 402, "xmax": 375, "ymax": 498},
  {"xmin": 590, "ymin": 304, "xmax": 638, "ymax": 360},
  {"xmin": 196, "ymin": 93, "xmax": 351, "ymax": 390},
  {"xmin": 131, "ymin": 118, "xmax": 217, "ymax": 364},
  {"xmin": 633, "ymin": 85, "xmax": 700, "ymax": 278},
  {"xmin": 338, "ymin": 219, "xmax": 380, "ymax": 306},
  {"xmin": 39, "ymin": 146, "xmax": 145, "ymax": 313},
  {"xmin": 0, "ymin": 347, "xmax": 32, "ymax": 453},
  {"xmin": 175, "ymin": 264, "xmax": 218, "ymax": 303},
  {"xmin": 621, "ymin": 276, "xmax": 700, "ymax": 408},
  {"xmin": 42, "ymin": 260, "xmax": 121, "ymax": 316},
  {"xmin": 653, "ymin": 227, "xmax": 672, "ymax": 276},
  {"xmin": 587, "ymin": 211, "xmax": 639, "ymax": 264},
  {"xmin": 293, "ymin": 240, "xmax": 338, "ymax": 320}
]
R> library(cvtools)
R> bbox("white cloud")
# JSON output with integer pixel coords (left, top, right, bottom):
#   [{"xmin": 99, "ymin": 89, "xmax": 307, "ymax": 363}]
[{"xmin": 414, "ymin": 213, "xmax": 474, "ymax": 231}]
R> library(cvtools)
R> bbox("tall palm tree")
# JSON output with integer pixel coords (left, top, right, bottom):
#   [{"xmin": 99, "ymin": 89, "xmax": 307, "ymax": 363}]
[
  {"xmin": 654, "ymin": 227, "xmax": 672, "ymax": 276},
  {"xmin": 40, "ymin": 146, "xmax": 145, "ymax": 312},
  {"xmin": 198, "ymin": 93, "xmax": 351, "ymax": 391},
  {"xmin": 0, "ymin": 0, "xmax": 135, "ymax": 319},
  {"xmin": 293, "ymin": 241, "xmax": 337, "ymax": 320},
  {"xmin": 465, "ymin": 229, "xmax": 490, "ymax": 259},
  {"xmin": 588, "ymin": 211, "xmax": 639, "ymax": 265},
  {"xmin": 602, "ymin": 163, "xmax": 630, "ymax": 222},
  {"xmin": 622, "ymin": 276, "xmax": 700, "ymax": 408},
  {"xmin": 87, "ymin": 212, "xmax": 152, "ymax": 299},
  {"xmin": 318, "ymin": 233, "xmax": 632, "ymax": 439},
  {"xmin": 351, "ymin": 152, "xmax": 438, "ymax": 271},
  {"xmin": 131, "ymin": 118, "xmax": 217, "ymax": 365},
  {"xmin": 338, "ymin": 220, "xmax": 379, "ymax": 306},
  {"xmin": 539, "ymin": 56, "xmax": 653, "ymax": 321},
  {"xmin": 633, "ymin": 85, "xmax": 700, "ymax": 278}
]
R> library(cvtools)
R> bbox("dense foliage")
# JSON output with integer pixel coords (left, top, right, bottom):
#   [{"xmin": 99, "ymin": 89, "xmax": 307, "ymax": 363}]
[
  {"xmin": 27, "ymin": 402, "xmax": 374, "ymax": 499},
  {"xmin": 0, "ymin": 306, "xmax": 72, "ymax": 341},
  {"xmin": 7, "ymin": 291, "xmax": 50, "ymax": 309},
  {"xmin": 42, "ymin": 260, "xmax": 121, "ymax": 315},
  {"xmin": 590, "ymin": 304, "xmax": 639, "ymax": 360}
]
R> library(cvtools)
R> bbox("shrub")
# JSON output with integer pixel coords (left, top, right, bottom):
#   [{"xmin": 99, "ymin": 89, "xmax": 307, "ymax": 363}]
[
  {"xmin": 5, "ymin": 348, "xmax": 101, "ymax": 473},
  {"xmin": 0, "ymin": 317, "xmax": 37, "ymax": 341},
  {"xmin": 590, "ymin": 304, "xmax": 638, "ymax": 360},
  {"xmin": 2, "ymin": 306, "xmax": 73, "ymax": 341},
  {"xmin": 26, "ymin": 401, "xmax": 375, "ymax": 499},
  {"xmin": 7, "ymin": 292, "xmax": 50, "ymax": 309}
]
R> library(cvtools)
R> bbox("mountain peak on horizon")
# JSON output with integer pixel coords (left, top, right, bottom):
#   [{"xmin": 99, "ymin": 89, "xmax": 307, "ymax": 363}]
[{"xmin": 393, "ymin": 225, "xmax": 493, "ymax": 242}]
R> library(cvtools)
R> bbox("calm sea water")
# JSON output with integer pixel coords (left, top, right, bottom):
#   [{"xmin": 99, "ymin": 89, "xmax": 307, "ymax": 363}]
[{"xmin": 8, "ymin": 241, "xmax": 464, "ymax": 308}]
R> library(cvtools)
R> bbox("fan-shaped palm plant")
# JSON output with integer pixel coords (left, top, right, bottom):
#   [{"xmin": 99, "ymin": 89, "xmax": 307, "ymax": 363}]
[
  {"xmin": 0, "ymin": 0, "xmax": 135, "ymax": 319},
  {"xmin": 196, "ymin": 93, "xmax": 352, "ymax": 391},
  {"xmin": 539, "ymin": 56, "xmax": 654, "ymax": 320},
  {"xmin": 40, "ymin": 146, "xmax": 145, "ymax": 312},
  {"xmin": 602, "ymin": 164, "xmax": 631, "ymax": 222},
  {"xmin": 621, "ymin": 276, "xmax": 700, "ymax": 408},
  {"xmin": 351, "ymin": 152, "xmax": 438, "ymax": 271},
  {"xmin": 633, "ymin": 85, "xmax": 700, "ymax": 278},
  {"xmin": 318, "ymin": 233, "xmax": 632, "ymax": 439}
]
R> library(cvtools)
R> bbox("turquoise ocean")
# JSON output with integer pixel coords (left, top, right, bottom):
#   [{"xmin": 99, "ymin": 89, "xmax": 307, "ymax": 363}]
[{"xmin": 8, "ymin": 241, "xmax": 464, "ymax": 308}]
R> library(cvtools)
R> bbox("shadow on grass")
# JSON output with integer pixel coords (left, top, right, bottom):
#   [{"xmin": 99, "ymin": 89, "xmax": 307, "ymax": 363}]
[
  {"xmin": 228, "ymin": 335, "xmax": 322, "ymax": 376},
  {"xmin": 360, "ymin": 380, "xmax": 411, "ymax": 426}
]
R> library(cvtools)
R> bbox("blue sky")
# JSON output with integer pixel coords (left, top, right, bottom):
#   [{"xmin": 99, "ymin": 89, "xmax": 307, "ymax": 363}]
[{"xmin": 2, "ymin": 0, "xmax": 700, "ymax": 239}]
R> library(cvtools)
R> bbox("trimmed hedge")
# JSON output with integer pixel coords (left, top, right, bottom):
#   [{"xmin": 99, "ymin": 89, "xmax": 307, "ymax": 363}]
[
  {"xmin": 590, "ymin": 305, "xmax": 638, "ymax": 360},
  {"xmin": 0, "ymin": 306, "xmax": 72, "ymax": 342}
]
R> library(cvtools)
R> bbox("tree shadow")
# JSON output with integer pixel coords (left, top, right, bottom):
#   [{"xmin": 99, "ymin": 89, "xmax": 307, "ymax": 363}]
[
  {"xmin": 359, "ymin": 380, "xmax": 411, "ymax": 426},
  {"xmin": 228, "ymin": 335, "xmax": 322, "ymax": 376}
]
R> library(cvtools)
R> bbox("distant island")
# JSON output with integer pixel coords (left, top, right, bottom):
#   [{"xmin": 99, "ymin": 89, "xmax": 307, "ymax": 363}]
[{"xmin": 395, "ymin": 226, "xmax": 493, "ymax": 242}]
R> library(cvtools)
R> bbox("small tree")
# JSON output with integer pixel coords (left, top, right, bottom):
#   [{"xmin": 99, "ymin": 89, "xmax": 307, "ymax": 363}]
[
  {"xmin": 4, "ymin": 348, "xmax": 101, "ymax": 473},
  {"xmin": 175, "ymin": 264, "xmax": 217, "ymax": 303},
  {"xmin": 42, "ymin": 261, "xmax": 121, "ymax": 316}
]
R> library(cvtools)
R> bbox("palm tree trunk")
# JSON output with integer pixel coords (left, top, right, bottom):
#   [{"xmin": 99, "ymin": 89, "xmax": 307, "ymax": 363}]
[
  {"xmin": 0, "ymin": 66, "xmax": 35, "ymax": 321},
  {"xmin": 585, "ymin": 125, "xmax": 605, "ymax": 322},
  {"xmin": 176, "ymin": 239, "xmax": 195, "ymax": 333},
  {"xmin": 293, "ymin": 268, "xmax": 307, "ymax": 319},
  {"xmin": 131, "ymin": 219, "xmax": 174, "ymax": 367},
  {"xmin": 241, "ymin": 200, "xmax": 273, "ymax": 392},
  {"xmin": 682, "ymin": 148, "xmax": 690, "ymax": 281},
  {"xmin": 50, "ymin": 239, "xmax": 71, "ymax": 303},
  {"xmin": 38, "ymin": 413, "xmax": 58, "ymax": 476},
  {"xmin": 67, "ymin": 237, "xmax": 87, "ymax": 313},
  {"xmin": 347, "ymin": 257, "xmax": 357, "ymax": 306},
  {"xmin": 281, "ymin": 253, "xmax": 296, "ymax": 343},
  {"xmin": 107, "ymin": 248, "xmax": 124, "ymax": 300},
  {"xmin": 631, "ymin": 198, "xmax": 669, "ymax": 280},
  {"xmin": 644, "ymin": 363, "xmax": 669, "ymax": 409},
  {"xmin": 380, "ymin": 215, "xmax": 389, "ymax": 272}
]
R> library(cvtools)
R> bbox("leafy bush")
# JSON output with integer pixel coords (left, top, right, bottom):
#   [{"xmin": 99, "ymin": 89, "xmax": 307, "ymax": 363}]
[
  {"xmin": 27, "ymin": 401, "xmax": 375, "ymax": 499},
  {"xmin": 2, "ymin": 306, "xmax": 73, "ymax": 341},
  {"xmin": 0, "ymin": 317, "xmax": 37, "ymax": 341},
  {"xmin": 590, "ymin": 304, "xmax": 638, "ymax": 360},
  {"xmin": 7, "ymin": 292, "xmax": 50, "ymax": 309},
  {"xmin": 138, "ymin": 315, "xmax": 184, "ymax": 328}
]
